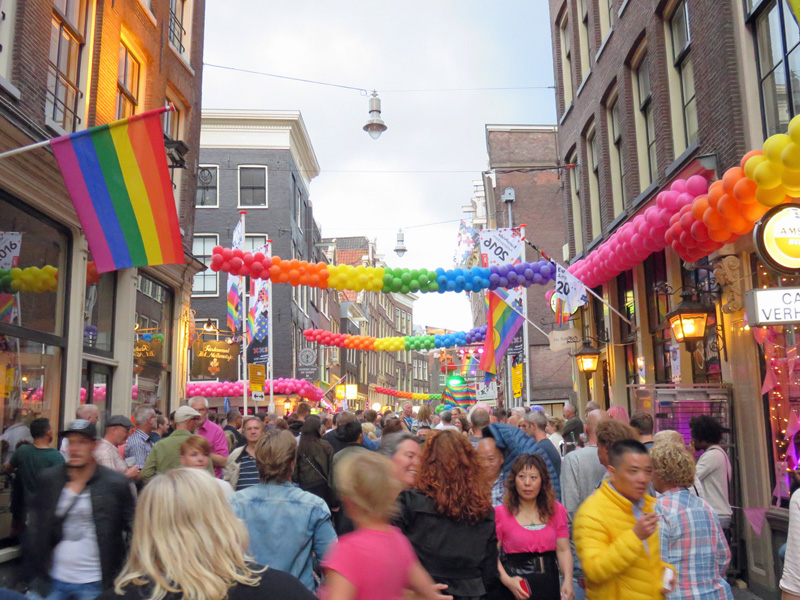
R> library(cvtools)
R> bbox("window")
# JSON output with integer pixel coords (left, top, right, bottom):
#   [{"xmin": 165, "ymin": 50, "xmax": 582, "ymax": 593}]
[
  {"xmin": 634, "ymin": 52, "xmax": 657, "ymax": 189},
  {"xmin": 168, "ymin": 0, "xmax": 186, "ymax": 54},
  {"xmin": 643, "ymin": 251, "xmax": 672, "ymax": 383},
  {"xmin": 192, "ymin": 234, "xmax": 218, "ymax": 296},
  {"xmin": 568, "ymin": 151, "xmax": 584, "ymax": 255},
  {"xmin": 244, "ymin": 235, "xmax": 267, "ymax": 254},
  {"xmin": 669, "ymin": 1, "xmax": 697, "ymax": 150},
  {"xmin": 586, "ymin": 127, "xmax": 602, "ymax": 238},
  {"xmin": 238, "ymin": 166, "xmax": 267, "ymax": 207},
  {"xmin": 196, "ymin": 166, "xmax": 218, "ymax": 207},
  {"xmin": 116, "ymin": 43, "xmax": 140, "ymax": 119},
  {"xmin": 616, "ymin": 270, "xmax": 638, "ymax": 407},
  {"xmin": 163, "ymin": 97, "xmax": 181, "ymax": 140},
  {"xmin": 754, "ymin": 0, "xmax": 800, "ymax": 136},
  {"xmin": 598, "ymin": 0, "xmax": 612, "ymax": 40},
  {"xmin": 47, "ymin": 0, "xmax": 88, "ymax": 132},
  {"xmin": 607, "ymin": 95, "xmax": 626, "ymax": 216},
  {"xmin": 0, "ymin": 0, "xmax": 18, "ymax": 83},
  {"xmin": 134, "ymin": 275, "xmax": 173, "ymax": 416},
  {"xmin": 578, "ymin": 0, "xmax": 592, "ymax": 80},
  {"xmin": 559, "ymin": 11, "xmax": 574, "ymax": 108},
  {"xmin": 294, "ymin": 176, "xmax": 304, "ymax": 232}
]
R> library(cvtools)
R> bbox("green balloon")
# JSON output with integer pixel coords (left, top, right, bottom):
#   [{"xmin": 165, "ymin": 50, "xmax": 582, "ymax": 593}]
[
  {"xmin": 400, "ymin": 284, "xmax": 410, "ymax": 294},
  {"xmin": 392, "ymin": 278, "xmax": 403, "ymax": 292},
  {"xmin": 383, "ymin": 274, "xmax": 393, "ymax": 286},
  {"xmin": 410, "ymin": 270, "xmax": 419, "ymax": 279},
  {"xmin": 409, "ymin": 280, "xmax": 420, "ymax": 292},
  {"xmin": 420, "ymin": 282, "xmax": 429, "ymax": 293},
  {"xmin": 401, "ymin": 273, "xmax": 412, "ymax": 284},
  {"xmin": 418, "ymin": 273, "xmax": 429, "ymax": 285},
  {"xmin": 428, "ymin": 281, "xmax": 439, "ymax": 292}
]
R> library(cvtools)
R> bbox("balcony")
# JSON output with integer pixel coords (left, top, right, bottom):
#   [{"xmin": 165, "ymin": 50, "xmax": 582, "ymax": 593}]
[{"xmin": 45, "ymin": 63, "xmax": 82, "ymax": 133}]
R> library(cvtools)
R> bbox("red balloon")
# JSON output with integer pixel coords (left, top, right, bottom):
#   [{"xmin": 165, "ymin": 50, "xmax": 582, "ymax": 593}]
[
  {"xmin": 221, "ymin": 261, "xmax": 231, "ymax": 273},
  {"xmin": 690, "ymin": 221, "xmax": 710, "ymax": 242},
  {"xmin": 211, "ymin": 253, "xmax": 224, "ymax": 265},
  {"xmin": 222, "ymin": 248, "xmax": 234, "ymax": 261},
  {"xmin": 253, "ymin": 252, "xmax": 266, "ymax": 263},
  {"xmin": 230, "ymin": 257, "xmax": 244, "ymax": 271},
  {"xmin": 210, "ymin": 262, "xmax": 221, "ymax": 272},
  {"xmin": 212, "ymin": 245, "xmax": 223, "ymax": 255},
  {"xmin": 679, "ymin": 211, "xmax": 695, "ymax": 231},
  {"xmin": 243, "ymin": 253, "xmax": 254, "ymax": 266},
  {"xmin": 233, "ymin": 249, "xmax": 244, "ymax": 259},
  {"xmin": 250, "ymin": 261, "xmax": 264, "ymax": 276}
]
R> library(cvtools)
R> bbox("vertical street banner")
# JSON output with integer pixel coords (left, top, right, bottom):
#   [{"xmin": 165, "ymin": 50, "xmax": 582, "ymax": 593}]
[
  {"xmin": 231, "ymin": 220, "xmax": 243, "ymax": 250},
  {"xmin": 554, "ymin": 264, "xmax": 588, "ymax": 321},
  {"xmin": 246, "ymin": 244, "xmax": 270, "ymax": 365},
  {"xmin": 479, "ymin": 228, "xmax": 525, "ymax": 305},
  {"xmin": 0, "ymin": 232, "xmax": 21, "ymax": 324}
]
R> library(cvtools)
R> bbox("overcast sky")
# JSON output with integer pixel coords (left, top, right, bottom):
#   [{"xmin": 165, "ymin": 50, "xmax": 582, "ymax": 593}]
[{"xmin": 202, "ymin": 0, "xmax": 557, "ymax": 331}]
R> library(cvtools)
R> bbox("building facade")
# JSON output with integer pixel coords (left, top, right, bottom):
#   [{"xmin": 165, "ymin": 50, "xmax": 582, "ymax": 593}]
[
  {"xmin": 0, "ymin": 0, "xmax": 206, "ymax": 542},
  {"xmin": 193, "ymin": 110, "xmax": 345, "ymax": 414},
  {"xmin": 548, "ymin": 0, "xmax": 788, "ymax": 593}
]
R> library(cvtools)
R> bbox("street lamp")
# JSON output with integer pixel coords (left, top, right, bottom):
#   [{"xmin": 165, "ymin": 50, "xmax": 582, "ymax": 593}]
[
  {"xmin": 203, "ymin": 319, "xmax": 215, "ymax": 332},
  {"xmin": 394, "ymin": 229, "xmax": 407, "ymax": 257},
  {"xmin": 575, "ymin": 339, "xmax": 600, "ymax": 378},
  {"xmin": 362, "ymin": 91, "xmax": 387, "ymax": 139},
  {"xmin": 666, "ymin": 290, "xmax": 710, "ymax": 347},
  {"xmin": 284, "ymin": 399, "xmax": 292, "ymax": 415}
]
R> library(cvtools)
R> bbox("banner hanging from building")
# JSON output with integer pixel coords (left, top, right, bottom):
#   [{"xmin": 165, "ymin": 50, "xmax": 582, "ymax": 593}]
[{"xmin": 191, "ymin": 340, "xmax": 240, "ymax": 381}]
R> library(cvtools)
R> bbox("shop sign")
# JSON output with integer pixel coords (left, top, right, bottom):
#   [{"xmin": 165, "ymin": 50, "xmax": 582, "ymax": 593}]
[
  {"xmin": 754, "ymin": 204, "xmax": 800, "ymax": 274},
  {"xmin": 745, "ymin": 287, "xmax": 800, "ymax": 326},
  {"xmin": 134, "ymin": 339, "xmax": 162, "ymax": 362},
  {"xmin": 548, "ymin": 328, "xmax": 581, "ymax": 352},
  {"xmin": 475, "ymin": 380, "xmax": 498, "ymax": 400},
  {"xmin": 191, "ymin": 340, "xmax": 239, "ymax": 381}
]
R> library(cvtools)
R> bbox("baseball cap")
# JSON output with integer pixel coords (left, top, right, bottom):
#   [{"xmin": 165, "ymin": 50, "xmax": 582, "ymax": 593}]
[
  {"xmin": 62, "ymin": 419, "xmax": 97, "ymax": 440},
  {"xmin": 106, "ymin": 415, "xmax": 133, "ymax": 430},
  {"xmin": 174, "ymin": 405, "xmax": 202, "ymax": 424}
]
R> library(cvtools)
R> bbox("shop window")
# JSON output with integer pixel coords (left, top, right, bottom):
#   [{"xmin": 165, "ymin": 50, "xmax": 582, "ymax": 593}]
[
  {"xmin": 681, "ymin": 261, "xmax": 722, "ymax": 384},
  {"xmin": 633, "ymin": 51, "xmax": 657, "ymax": 189},
  {"xmin": 558, "ymin": 10, "xmax": 573, "ymax": 109},
  {"xmin": 134, "ymin": 274, "xmax": 173, "ymax": 416},
  {"xmin": 196, "ymin": 166, "xmax": 218, "ymax": 207},
  {"xmin": 116, "ymin": 42, "xmax": 140, "ymax": 119},
  {"xmin": 667, "ymin": 0, "xmax": 697, "ymax": 152},
  {"xmin": 84, "ymin": 255, "xmax": 115, "ymax": 354},
  {"xmin": 48, "ymin": 0, "xmax": 88, "ymax": 132},
  {"xmin": 192, "ymin": 234, "xmax": 218, "ymax": 296},
  {"xmin": 80, "ymin": 361, "xmax": 112, "ymax": 430},
  {"xmin": 644, "ymin": 251, "xmax": 673, "ymax": 383},
  {"xmin": 616, "ymin": 270, "xmax": 638, "ymax": 406},
  {"xmin": 607, "ymin": 93, "xmax": 626, "ymax": 215},
  {"xmin": 754, "ymin": 0, "xmax": 800, "ymax": 136},
  {"xmin": 238, "ymin": 166, "xmax": 267, "ymax": 207}
]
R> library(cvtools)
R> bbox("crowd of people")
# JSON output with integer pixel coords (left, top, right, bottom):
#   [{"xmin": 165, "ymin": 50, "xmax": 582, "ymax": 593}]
[{"xmin": 0, "ymin": 398, "xmax": 755, "ymax": 600}]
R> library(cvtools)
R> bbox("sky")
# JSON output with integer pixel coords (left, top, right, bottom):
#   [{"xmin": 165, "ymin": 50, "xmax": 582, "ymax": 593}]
[{"xmin": 201, "ymin": 0, "xmax": 557, "ymax": 331}]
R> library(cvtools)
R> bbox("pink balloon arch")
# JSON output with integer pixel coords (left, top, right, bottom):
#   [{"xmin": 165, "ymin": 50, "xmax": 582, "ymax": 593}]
[{"xmin": 186, "ymin": 379, "xmax": 324, "ymax": 403}]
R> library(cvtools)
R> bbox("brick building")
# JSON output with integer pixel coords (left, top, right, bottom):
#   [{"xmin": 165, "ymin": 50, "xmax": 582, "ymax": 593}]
[
  {"xmin": 193, "ymin": 110, "xmax": 342, "ymax": 412},
  {"xmin": 546, "ymin": 0, "xmax": 795, "ymax": 592},
  {"xmin": 474, "ymin": 126, "xmax": 572, "ymax": 409},
  {"xmin": 0, "ymin": 0, "xmax": 206, "ymax": 544}
]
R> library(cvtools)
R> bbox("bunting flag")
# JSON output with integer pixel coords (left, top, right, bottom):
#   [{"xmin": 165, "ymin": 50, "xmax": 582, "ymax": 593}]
[
  {"xmin": 479, "ymin": 288, "xmax": 525, "ymax": 375},
  {"xmin": 443, "ymin": 381, "xmax": 476, "ymax": 409},
  {"xmin": 50, "ymin": 106, "xmax": 183, "ymax": 273},
  {"xmin": 226, "ymin": 273, "xmax": 240, "ymax": 332}
]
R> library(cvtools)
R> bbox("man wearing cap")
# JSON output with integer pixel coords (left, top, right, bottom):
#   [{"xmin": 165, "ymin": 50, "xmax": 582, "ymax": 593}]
[
  {"xmin": 94, "ymin": 415, "xmax": 139, "ymax": 480},
  {"xmin": 189, "ymin": 396, "xmax": 229, "ymax": 477},
  {"xmin": 26, "ymin": 419, "xmax": 134, "ymax": 598},
  {"xmin": 140, "ymin": 405, "xmax": 211, "ymax": 482}
]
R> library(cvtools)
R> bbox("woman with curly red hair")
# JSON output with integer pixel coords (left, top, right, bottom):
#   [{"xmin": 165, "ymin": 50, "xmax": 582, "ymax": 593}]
[
  {"xmin": 495, "ymin": 454, "xmax": 573, "ymax": 600},
  {"xmin": 396, "ymin": 430, "xmax": 498, "ymax": 600}
]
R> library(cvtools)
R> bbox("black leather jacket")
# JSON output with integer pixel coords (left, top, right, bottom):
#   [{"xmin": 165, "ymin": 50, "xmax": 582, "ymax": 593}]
[{"xmin": 27, "ymin": 463, "xmax": 135, "ymax": 591}]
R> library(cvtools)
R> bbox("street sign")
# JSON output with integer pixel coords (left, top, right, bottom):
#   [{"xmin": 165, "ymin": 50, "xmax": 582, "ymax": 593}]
[
  {"xmin": 548, "ymin": 328, "xmax": 582, "ymax": 352},
  {"xmin": 298, "ymin": 348, "xmax": 317, "ymax": 366},
  {"xmin": 476, "ymin": 380, "xmax": 498, "ymax": 400},
  {"xmin": 297, "ymin": 365, "xmax": 319, "ymax": 380},
  {"xmin": 249, "ymin": 364, "xmax": 265, "ymax": 392},
  {"xmin": 252, "ymin": 390, "xmax": 265, "ymax": 404},
  {"xmin": 745, "ymin": 287, "xmax": 800, "ymax": 325},
  {"xmin": 512, "ymin": 364, "xmax": 523, "ymax": 398}
]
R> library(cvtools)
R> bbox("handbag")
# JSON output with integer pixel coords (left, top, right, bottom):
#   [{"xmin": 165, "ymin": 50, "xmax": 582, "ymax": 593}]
[{"xmin": 300, "ymin": 453, "xmax": 336, "ymax": 507}]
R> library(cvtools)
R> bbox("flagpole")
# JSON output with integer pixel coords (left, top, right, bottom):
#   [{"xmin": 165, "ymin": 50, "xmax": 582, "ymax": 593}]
[
  {"xmin": 267, "ymin": 239, "xmax": 274, "ymax": 414},
  {"xmin": 520, "ymin": 225, "xmax": 531, "ymax": 406},
  {"xmin": 240, "ymin": 211, "xmax": 249, "ymax": 417},
  {"xmin": 521, "ymin": 237, "xmax": 635, "ymax": 328},
  {"xmin": 0, "ymin": 139, "xmax": 52, "ymax": 160}
]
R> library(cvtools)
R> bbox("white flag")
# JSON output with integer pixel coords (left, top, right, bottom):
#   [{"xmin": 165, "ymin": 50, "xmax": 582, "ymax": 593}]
[
  {"xmin": 231, "ymin": 221, "xmax": 243, "ymax": 250},
  {"xmin": 555, "ymin": 264, "xmax": 588, "ymax": 314}
]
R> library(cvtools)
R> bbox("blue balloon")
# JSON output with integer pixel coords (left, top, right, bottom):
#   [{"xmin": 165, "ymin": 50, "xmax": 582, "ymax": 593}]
[
  {"xmin": 464, "ymin": 282, "xmax": 473, "ymax": 292},
  {"xmin": 455, "ymin": 276, "xmax": 466, "ymax": 286},
  {"xmin": 436, "ymin": 268, "xmax": 446, "ymax": 276},
  {"xmin": 482, "ymin": 277, "xmax": 491, "ymax": 288},
  {"xmin": 446, "ymin": 280, "xmax": 456, "ymax": 291},
  {"xmin": 472, "ymin": 276, "xmax": 483, "ymax": 288},
  {"xmin": 438, "ymin": 275, "xmax": 448, "ymax": 287},
  {"xmin": 454, "ymin": 268, "xmax": 464, "ymax": 277}
]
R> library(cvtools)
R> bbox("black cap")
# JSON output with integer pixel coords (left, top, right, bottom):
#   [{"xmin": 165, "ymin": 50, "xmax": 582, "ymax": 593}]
[
  {"xmin": 61, "ymin": 419, "xmax": 97, "ymax": 440},
  {"xmin": 106, "ymin": 415, "xmax": 133, "ymax": 430}
]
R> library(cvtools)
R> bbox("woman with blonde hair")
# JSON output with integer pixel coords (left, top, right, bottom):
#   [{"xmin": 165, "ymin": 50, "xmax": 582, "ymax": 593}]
[
  {"xmin": 319, "ymin": 452, "xmax": 449, "ymax": 600},
  {"xmin": 97, "ymin": 468, "xmax": 313, "ymax": 600},
  {"xmin": 415, "ymin": 404, "xmax": 433, "ymax": 429}
]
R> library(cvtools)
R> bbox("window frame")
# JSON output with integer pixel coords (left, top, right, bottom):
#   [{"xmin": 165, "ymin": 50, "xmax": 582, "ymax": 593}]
[
  {"xmin": 237, "ymin": 165, "xmax": 268, "ymax": 208},
  {"xmin": 196, "ymin": 165, "xmax": 219, "ymax": 208},
  {"xmin": 191, "ymin": 233, "xmax": 219, "ymax": 297},
  {"xmin": 116, "ymin": 42, "xmax": 140, "ymax": 120},
  {"xmin": 669, "ymin": 0, "xmax": 697, "ymax": 149},
  {"xmin": 168, "ymin": 0, "xmax": 186, "ymax": 55},
  {"xmin": 607, "ymin": 92, "xmax": 626, "ymax": 216},
  {"xmin": 633, "ymin": 51, "xmax": 658, "ymax": 189},
  {"xmin": 586, "ymin": 124, "xmax": 602, "ymax": 239},
  {"xmin": 47, "ymin": 0, "xmax": 89, "ymax": 133},
  {"xmin": 567, "ymin": 149, "xmax": 584, "ymax": 255},
  {"xmin": 559, "ymin": 10, "xmax": 574, "ymax": 108}
]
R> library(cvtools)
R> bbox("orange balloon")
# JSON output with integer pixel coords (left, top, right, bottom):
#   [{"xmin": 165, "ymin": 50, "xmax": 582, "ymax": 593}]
[
  {"xmin": 707, "ymin": 180, "xmax": 725, "ymax": 208},
  {"xmin": 299, "ymin": 261, "xmax": 309, "ymax": 271},
  {"xmin": 724, "ymin": 215, "xmax": 751, "ymax": 235},
  {"xmin": 278, "ymin": 272, "xmax": 290, "ymax": 284},
  {"xmin": 740, "ymin": 201, "xmax": 769, "ymax": 222},
  {"xmin": 307, "ymin": 263, "xmax": 319, "ymax": 275},
  {"xmin": 288, "ymin": 259, "xmax": 300, "ymax": 271},
  {"xmin": 722, "ymin": 167, "xmax": 745, "ymax": 195},
  {"xmin": 741, "ymin": 149, "xmax": 764, "ymax": 170},
  {"xmin": 271, "ymin": 256, "xmax": 282, "ymax": 267},
  {"xmin": 691, "ymin": 197, "xmax": 710, "ymax": 220},
  {"xmin": 703, "ymin": 208, "xmax": 724, "ymax": 230},
  {"xmin": 717, "ymin": 194, "xmax": 741, "ymax": 218},
  {"xmin": 708, "ymin": 227, "xmax": 731, "ymax": 242},
  {"xmin": 733, "ymin": 177, "xmax": 758, "ymax": 204}
]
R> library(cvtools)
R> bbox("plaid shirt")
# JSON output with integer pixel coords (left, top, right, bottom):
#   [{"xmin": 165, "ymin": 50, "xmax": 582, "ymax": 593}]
[
  {"xmin": 491, "ymin": 473, "xmax": 506, "ymax": 507},
  {"xmin": 124, "ymin": 428, "xmax": 154, "ymax": 468},
  {"xmin": 655, "ymin": 488, "xmax": 733, "ymax": 600}
]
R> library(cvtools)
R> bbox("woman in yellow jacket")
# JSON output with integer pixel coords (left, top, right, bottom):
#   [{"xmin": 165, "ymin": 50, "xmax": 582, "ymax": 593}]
[{"xmin": 574, "ymin": 440, "xmax": 674, "ymax": 600}]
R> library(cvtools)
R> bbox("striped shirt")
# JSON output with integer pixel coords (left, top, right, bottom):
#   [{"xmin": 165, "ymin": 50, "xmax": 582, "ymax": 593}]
[
  {"xmin": 236, "ymin": 453, "xmax": 260, "ymax": 491},
  {"xmin": 124, "ymin": 429, "xmax": 154, "ymax": 468},
  {"xmin": 491, "ymin": 473, "xmax": 505, "ymax": 507},
  {"xmin": 656, "ymin": 488, "xmax": 733, "ymax": 600}
]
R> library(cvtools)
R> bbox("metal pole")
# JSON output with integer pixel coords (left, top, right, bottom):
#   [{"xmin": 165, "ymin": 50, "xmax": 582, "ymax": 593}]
[
  {"xmin": 267, "ymin": 239, "xmax": 274, "ymax": 413},
  {"xmin": 0, "ymin": 139, "xmax": 52, "ymax": 161},
  {"xmin": 240, "ymin": 211, "xmax": 248, "ymax": 416},
  {"xmin": 507, "ymin": 353, "xmax": 514, "ymax": 408},
  {"xmin": 521, "ymin": 225, "xmax": 531, "ymax": 406}
]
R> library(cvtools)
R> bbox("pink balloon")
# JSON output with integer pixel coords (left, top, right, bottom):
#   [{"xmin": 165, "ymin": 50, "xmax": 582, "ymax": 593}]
[
  {"xmin": 676, "ymin": 192, "xmax": 695, "ymax": 209},
  {"xmin": 658, "ymin": 208, "xmax": 673, "ymax": 227},
  {"xmin": 645, "ymin": 207, "xmax": 661, "ymax": 227},
  {"xmin": 630, "ymin": 233, "xmax": 645, "ymax": 250},
  {"xmin": 670, "ymin": 178, "xmax": 688, "ymax": 193},
  {"xmin": 685, "ymin": 175, "xmax": 709, "ymax": 197},
  {"xmin": 663, "ymin": 191, "xmax": 679, "ymax": 212}
]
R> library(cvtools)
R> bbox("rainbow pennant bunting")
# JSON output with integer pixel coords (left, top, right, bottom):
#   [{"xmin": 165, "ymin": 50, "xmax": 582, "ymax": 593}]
[
  {"xmin": 50, "ymin": 106, "xmax": 184, "ymax": 273},
  {"xmin": 479, "ymin": 289, "xmax": 524, "ymax": 375}
]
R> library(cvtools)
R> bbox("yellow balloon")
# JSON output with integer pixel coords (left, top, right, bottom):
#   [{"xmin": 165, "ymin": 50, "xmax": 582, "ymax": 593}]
[
  {"xmin": 753, "ymin": 160, "xmax": 783, "ymax": 189},
  {"xmin": 783, "ymin": 143, "xmax": 800, "ymax": 171},
  {"xmin": 765, "ymin": 134, "xmax": 792, "ymax": 162},
  {"xmin": 756, "ymin": 185, "xmax": 788, "ymax": 207},
  {"xmin": 744, "ymin": 154, "xmax": 768, "ymax": 181},
  {"xmin": 790, "ymin": 115, "xmax": 800, "ymax": 145},
  {"xmin": 783, "ymin": 169, "xmax": 800, "ymax": 194}
]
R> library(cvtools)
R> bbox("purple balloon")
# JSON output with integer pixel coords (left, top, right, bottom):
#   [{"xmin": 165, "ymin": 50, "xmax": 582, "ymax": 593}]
[
  {"xmin": 498, "ymin": 277, "xmax": 509, "ymax": 288},
  {"xmin": 498, "ymin": 265, "xmax": 509, "ymax": 277},
  {"xmin": 523, "ymin": 268, "xmax": 534, "ymax": 280},
  {"xmin": 533, "ymin": 273, "xmax": 543, "ymax": 284},
  {"xmin": 507, "ymin": 271, "xmax": 518, "ymax": 283},
  {"xmin": 514, "ymin": 263, "xmax": 527, "ymax": 275},
  {"xmin": 489, "ymin": 273, "xmax": 500, "ymax": 284}
]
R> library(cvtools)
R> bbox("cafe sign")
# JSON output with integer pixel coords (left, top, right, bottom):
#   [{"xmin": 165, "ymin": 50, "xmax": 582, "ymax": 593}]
[
  {"xmin": 745, "ymin": 287, "xmax": 800, "ymax": 326},
  {"xmin": 754, "ymin": 204, "xmax": 800, "ymax": 275},
  {"xmin": 190, "ymin": 340, "xmax": 239, "ymax": 381}
]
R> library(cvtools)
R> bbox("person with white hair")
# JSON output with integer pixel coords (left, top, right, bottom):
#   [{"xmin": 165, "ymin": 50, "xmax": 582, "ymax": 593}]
[
  {"xmin": 562, "ymin": 403, "xmax": 584, "ymax": 454},
  {"xmin": 124, "ymin": 405, "xmax": 157, "ymax": 468},
  {"xmin": 189, "ymin": 396, "xmax": 229, "ymax": 477}
]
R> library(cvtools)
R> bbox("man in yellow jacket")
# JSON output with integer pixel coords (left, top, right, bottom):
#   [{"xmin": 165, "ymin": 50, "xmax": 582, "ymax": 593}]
[{"xmin": 575, "ymin": 439, "xmax": 674, "ymax": 599}]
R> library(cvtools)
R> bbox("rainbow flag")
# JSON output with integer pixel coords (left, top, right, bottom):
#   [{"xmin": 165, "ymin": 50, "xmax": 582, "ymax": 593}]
[
  {"xmin": 443, "ymin": 381, "xmax": 476, "ymax": 409},
  {"xmin": 50, "ymin": 106, "xmax": 183, "ymax": 273},
  {"xmin": 479, "ymin": 289, "xmax": 524, "ymax": 375},
  {"xmin": 0, "ymin": 294, "xmax": 15, "ymax": 323},
  {"xmin": 226, "ymin": 274, "xmax": 240, "ymax": 332}
]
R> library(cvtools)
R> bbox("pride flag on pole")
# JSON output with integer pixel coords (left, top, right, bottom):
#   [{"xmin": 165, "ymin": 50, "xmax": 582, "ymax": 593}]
[
  {"xmin": 50, "ymin": 106, "xmax": 183, "ymax": 273},
  {"xmin": 226, "ymin": 273, "xmax": 240, "ymax": 332},
  {"xmin": 479, "ymin": 289, "xmax": 525, "ymax": 375}
]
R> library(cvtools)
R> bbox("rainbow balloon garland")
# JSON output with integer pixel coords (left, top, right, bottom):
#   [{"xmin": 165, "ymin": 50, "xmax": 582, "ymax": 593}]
[
  {"xmin": 303, "ymin": 325, "xmax": 487, "ymax": 352},
  {"xmin": 374, "ymin": 386, "xmax": 442, "ymax": 401},
  {"xmin": 208, "ymin": 245, "xmax": 556, "ymax": 294}
]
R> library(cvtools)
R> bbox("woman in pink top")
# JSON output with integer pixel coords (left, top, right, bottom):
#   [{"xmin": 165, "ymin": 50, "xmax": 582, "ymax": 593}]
[
  {"xmin": 320, "ymin": 452, "xmax": 450, "ymax": 600},
  {"xmin": 495, "ymin": 454, "xmax": 573, "ymax": 600}
]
